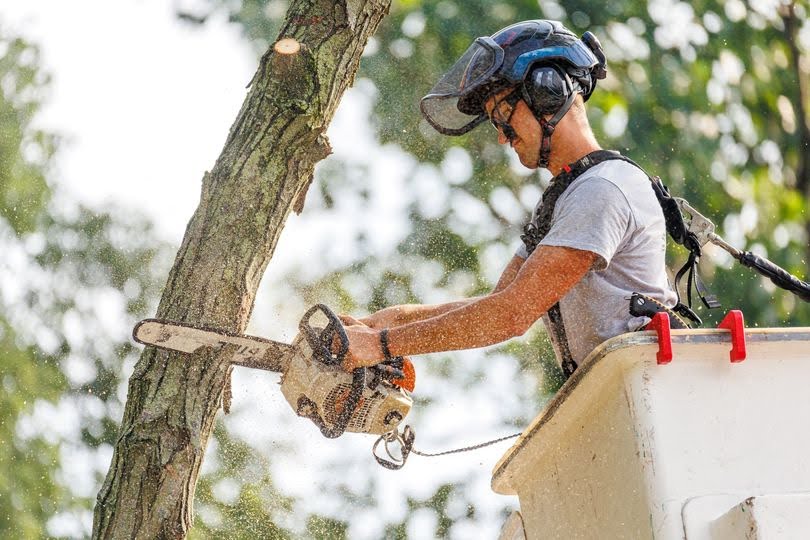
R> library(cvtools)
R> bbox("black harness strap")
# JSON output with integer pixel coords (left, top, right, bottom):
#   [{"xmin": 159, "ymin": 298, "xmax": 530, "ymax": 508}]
[
  {"xmin": 521, "ymin": 150, "xmax": 718, "ymax": 378},
  {"xmin": 620, "ymin": 158, "xmax": 721, "ymax": 321},
  {"xmin": 521, "ymin": 150, "xmax": 619, "ymax": 378},
  {"xmin": 647, "ymin": 175, "xmax": 721, "ymax": 320}
]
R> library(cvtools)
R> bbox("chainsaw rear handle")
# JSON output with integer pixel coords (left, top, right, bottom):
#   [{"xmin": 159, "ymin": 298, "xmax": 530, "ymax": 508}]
[{"xmin": 299, "ymin": 304, "xmax": 366, "ymax": 438}]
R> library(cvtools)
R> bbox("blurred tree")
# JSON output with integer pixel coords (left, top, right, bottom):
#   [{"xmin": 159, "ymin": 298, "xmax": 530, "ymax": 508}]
[
  {"xmin": 199, "ymin": 0, "xmax": 809, "ymax": 326},
  {"xmin": 0, "ymin": 28, "xmax": 61, "ymax": 539},
  {"xmin": 189, "ymin": 426, "xmax": 296, "ymax": 540},
  {"xmin": 0, "ymin": 26, "xmax": 170, "ymax": 538},
  {"xmin": 0, "ymin": 31, "xmax": 51, "ymax": 234},
  {"xmin": 93, "ymin": 1, "xmax": 393, "ymax": 537}
]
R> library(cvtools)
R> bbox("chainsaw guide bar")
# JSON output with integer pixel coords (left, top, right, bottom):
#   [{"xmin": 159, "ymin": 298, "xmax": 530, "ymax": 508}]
[{"xmin": 133, "ymin": 318, "xmax": 292, "ymax": 373}]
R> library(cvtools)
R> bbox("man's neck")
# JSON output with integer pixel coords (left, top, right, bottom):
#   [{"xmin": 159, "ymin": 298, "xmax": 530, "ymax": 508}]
[{"xmin": 546, "ymin": 138, "xmax": 603, "ymax": 176}]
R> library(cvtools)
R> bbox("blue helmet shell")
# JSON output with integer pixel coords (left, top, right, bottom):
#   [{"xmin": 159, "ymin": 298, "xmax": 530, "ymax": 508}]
[{"xmin": 421, "ymin": 20, "xmax": 607, "ymax": 136}]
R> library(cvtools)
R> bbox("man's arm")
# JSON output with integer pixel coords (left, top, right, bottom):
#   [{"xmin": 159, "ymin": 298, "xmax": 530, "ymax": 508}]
[
  {"xmin": 343, "ymin": 246, "xmax": 596, "ymax": 369},
  {"xmin": 355, "ymin": 255, "xmax": 525, "ymax": 328}
]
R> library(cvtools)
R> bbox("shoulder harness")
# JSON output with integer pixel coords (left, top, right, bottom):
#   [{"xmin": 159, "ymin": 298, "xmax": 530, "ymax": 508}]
[{"xmin": 521, "ymin": 149, "xmax": 720, "ymax": 378}]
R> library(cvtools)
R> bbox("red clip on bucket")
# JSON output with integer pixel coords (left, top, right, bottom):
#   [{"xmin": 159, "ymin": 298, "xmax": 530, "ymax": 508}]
[
  {"xmin": 645, "ymin": 312, "xmax": 672, "ymax": 364},
  {"xmin": 718, "ymin": 310, "xmax": 746, "ymax": 362}
]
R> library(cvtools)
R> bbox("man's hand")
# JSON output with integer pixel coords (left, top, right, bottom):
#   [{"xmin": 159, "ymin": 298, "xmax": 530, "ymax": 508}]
[
  {"xmin": 337, "ymin": 314, "xmax": 386, "ymax": 371},
  {"xmin": 338, "ymin": 315, "xmax": 418, "ymax": 377},
  {"xmin": 335, "ymin": 315, "xmax": 378, "ymax": 371},
  {"xmin": 338, "ymin": 314, "xmax": 366, "ymax": 327},
  {"xmin": 356, "ymin": 306, "xmax": 405, "ymax": 329},
  {"xmin": 341, "ymin": 324, "xmax": 384, "ymax": 371}
]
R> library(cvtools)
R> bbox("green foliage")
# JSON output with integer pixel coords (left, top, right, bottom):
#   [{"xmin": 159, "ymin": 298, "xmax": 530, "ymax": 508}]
[
  {"xmin": 0, "ymin": 203, "xmax": 168, "ymax": 538},
  {"xmin": 305, "ymin": 515, "xmax": 348, "ymax": 539},
  {"xmin": 493, "ymin": 330, "xmax": 564, "ymax": 398},
  {"xmin": 0, "ymin": 31, "xmax": 53, "ymax": 234},
  {"xmin": 381, "ymin": 483, "xmax": 477, "ymax": 539},
  {"xmin": 0, "ymin": 25, "xmax": 171, "ymax": 538},
  {"xmin": 0, "ymin": 322, "xmax": 66, "ymax": 538},
  {"xmin": 191, "ymin": 428, "xmax": 296, "ymax": 540},
  {"xmin": 186, "ymin": 0, "xmax": 809, "ymax": 537},
  {"xmin": 401, "ymin": 216, "xmax": 481, "ymax": 277}
]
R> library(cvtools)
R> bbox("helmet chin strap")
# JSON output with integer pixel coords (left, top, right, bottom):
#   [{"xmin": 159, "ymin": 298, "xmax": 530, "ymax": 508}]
[{"xmin": 535, "ymin": 91, "xmax": 577, "ymax": 169}]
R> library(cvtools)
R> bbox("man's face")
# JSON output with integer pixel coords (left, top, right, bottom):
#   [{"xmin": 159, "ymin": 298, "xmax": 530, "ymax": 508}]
[{"xmin": 484, "ymin": 88, "xmax": 543, "ymax": 169}]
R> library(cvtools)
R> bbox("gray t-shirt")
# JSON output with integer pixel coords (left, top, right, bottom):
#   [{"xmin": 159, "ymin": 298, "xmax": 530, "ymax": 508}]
[{"xmin": 516, "ymin": 159, "xmax": 678, "ymax": 365}]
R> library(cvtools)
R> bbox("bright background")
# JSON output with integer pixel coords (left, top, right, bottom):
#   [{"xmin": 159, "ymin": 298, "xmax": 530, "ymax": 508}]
[
  {"xmin": 3, "ymin": 1, "xmax": 808, "ymax": 538},
  {"xmin": 2, "ymin": 2, "xmax": 532, "ymax": 537}
]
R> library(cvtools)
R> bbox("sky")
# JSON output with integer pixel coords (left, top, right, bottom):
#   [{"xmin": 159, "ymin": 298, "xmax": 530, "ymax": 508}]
[
  {"xmin": 4, "ymin": 0, "xmax": 255, "ymax": 243},
  {"xmin": 2, "ymin": 2, "xmax": 529, "ymax": 537}
]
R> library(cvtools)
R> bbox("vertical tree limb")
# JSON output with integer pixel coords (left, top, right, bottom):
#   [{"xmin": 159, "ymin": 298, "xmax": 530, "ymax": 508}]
[{"xmin": 92, "ymin": 1, "xmax": 391, "ymax": 537}]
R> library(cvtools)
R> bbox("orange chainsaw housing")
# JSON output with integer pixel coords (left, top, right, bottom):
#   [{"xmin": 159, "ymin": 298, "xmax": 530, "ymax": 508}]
[{"xmin": 391, "ymin": 357, "xmax": 416, "ymax": 392}]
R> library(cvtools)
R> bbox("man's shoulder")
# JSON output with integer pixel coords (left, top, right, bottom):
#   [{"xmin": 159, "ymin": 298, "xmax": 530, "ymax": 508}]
[
  {"xmin": 562, "ymin": 159, "xmax": 640, "ymax": 205},
  {"xmin": 559, "ymin": 157, "xmax": 662, "ymax": 227},
  {"xmin": 569, "ymin": 158, "xmax": 658, "ymax": 208},
  {"xmin": 582, "ymin": 158, "xmax": 650, "ymax": 190}
]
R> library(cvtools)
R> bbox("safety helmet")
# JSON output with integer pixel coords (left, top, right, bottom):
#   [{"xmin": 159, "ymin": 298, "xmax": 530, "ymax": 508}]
[{"xmin": 420, "ymin": 20, "xmax": 607, "ymax": 136}]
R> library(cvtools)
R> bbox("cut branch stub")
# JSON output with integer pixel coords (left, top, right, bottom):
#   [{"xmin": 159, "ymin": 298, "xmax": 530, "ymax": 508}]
[
  {"xmin": 274, "ymin": 37, "xmax": 301, "ymax": 55},
  {"xmin": 264, "ymin": 39, "xmax": 316, "ymax": 112}
]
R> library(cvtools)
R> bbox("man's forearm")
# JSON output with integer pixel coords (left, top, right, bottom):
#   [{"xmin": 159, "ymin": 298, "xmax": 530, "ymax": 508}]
[
  {"xmin": 341, "ymin": 247, "xmax": 596, "ymax": 370},
  {"xmin": 385, "ymin": 291, "xmax": 534, "ymax": 357},
  {"xmin": 381, "ymin": 247, "xmax": 596, "ymax": 359},
  {"xmin": 365, "ymin": 299, "xmax": 479, "ymax": 327},
  {"xmin": 364, "ymin": 256, "xmax": 524, "ymax": 329}
]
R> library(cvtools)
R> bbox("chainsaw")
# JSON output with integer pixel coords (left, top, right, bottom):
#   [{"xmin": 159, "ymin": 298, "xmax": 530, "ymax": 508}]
[{"xmin": 133, "ymin": 304, "xmax": 415, "ymax": 439}]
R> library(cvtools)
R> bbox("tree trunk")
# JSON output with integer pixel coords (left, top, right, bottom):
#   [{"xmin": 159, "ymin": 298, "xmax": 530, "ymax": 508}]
[{"xmin": 92, "ymin": 1, "xmax": 391, "ymax": 537}]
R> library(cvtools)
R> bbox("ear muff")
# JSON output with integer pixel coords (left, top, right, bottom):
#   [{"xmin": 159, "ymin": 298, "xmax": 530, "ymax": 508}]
[
  {"xmin": 520, "ymin": 64, "xmax": 582, "ymax": 169},
  {"xmin": 521, "ymin": 65, "xmax": 580, "ymax": 117}
]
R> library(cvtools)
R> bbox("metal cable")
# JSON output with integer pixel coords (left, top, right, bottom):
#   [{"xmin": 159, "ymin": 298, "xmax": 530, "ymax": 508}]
[
  {"xmin": 373, "ymin": 425, "xmax": 522, "ymax": 469},
  {"xmin": 410, "ymin": 432, "xmax": 522, "ymax": 457}
]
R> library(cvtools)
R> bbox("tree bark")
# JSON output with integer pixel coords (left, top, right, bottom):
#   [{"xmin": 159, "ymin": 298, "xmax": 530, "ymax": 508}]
[{"xmin": 92, "ymin": 1, "xmax": 391, "ymax": 537}]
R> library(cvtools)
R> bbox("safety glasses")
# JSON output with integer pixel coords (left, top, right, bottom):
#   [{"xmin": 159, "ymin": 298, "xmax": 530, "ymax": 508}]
[{"xmin": 489, "ymin": 91, "xmax": 521, "ymax": 142}]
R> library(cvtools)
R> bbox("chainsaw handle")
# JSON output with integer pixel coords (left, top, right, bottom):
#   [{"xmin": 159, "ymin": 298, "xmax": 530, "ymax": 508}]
[
  {"xmin": 297, "ymin": 304, "xmax": 365, "ymax": 438},
  {"xmin": 299, "ymin": 304, "xmax": 350, "ymax": 366}
]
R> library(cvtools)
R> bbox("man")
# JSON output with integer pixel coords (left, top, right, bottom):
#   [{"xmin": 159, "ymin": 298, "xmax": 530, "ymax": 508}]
[{"xmin": 341, "ymin": 20, "xmax": 678, "ymax": 375}]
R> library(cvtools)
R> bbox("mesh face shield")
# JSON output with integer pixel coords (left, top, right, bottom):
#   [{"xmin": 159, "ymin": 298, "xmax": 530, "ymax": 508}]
[
  {"xmin": 419, "ymin": 37, "xmax": 504, "ymax": 136},
  {"xmin": 420, "ymin": 24, "xmax": 604, "ymax": 136}
]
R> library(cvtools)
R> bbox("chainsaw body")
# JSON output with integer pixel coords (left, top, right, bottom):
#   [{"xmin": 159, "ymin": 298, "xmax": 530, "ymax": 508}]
[
  {"xmin": 279, "ymin": 331, "xmax": 413, "ymax": 436},
  {"xmin": 133, "ymin": 304, "xmax": 413, "ymax": 439},
  {"xmin": 280, "ymin": 304, "xmax": 413, "ymax": 438}
]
